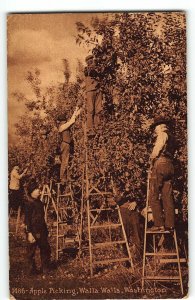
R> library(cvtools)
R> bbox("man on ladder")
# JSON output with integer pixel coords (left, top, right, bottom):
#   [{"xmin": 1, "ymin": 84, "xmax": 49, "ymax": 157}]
[
  {"xmin": 57, "ymin": 106, "xmax": 81, "ymax": 184},
  {"xmin": 84, "ymin": 54, "xmax": 103, "ymax": 135},
  {"xmin": 149, "ymin": 116, "xmax": 176, "ymax": 232},
  {"xmin": 142, "ymin": 115, "xmax": 184, "ymax": 294}
]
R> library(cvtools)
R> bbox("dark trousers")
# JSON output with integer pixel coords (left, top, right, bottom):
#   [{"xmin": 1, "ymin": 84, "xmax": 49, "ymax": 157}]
[
  {"xmin": 149, "ymin": 156, "xmax": 175, "ymax": 228},
  {"xmin": 9, "ymin": 189, "xmax": 23, "ymax": 213},
  {"xmin": 86, "ymin": 90, "xmax": 102, "ymax": 129},
  {"xmin": 27, "ymin": 234, "xmax": 51, "ymax": 272},
  {"xmin": 60, "ymin": 142, "xmax": 70, "ymax": 182},
  {"xmin": 120, "ymin": 208, "xmax": 141, "ymax": 249}
]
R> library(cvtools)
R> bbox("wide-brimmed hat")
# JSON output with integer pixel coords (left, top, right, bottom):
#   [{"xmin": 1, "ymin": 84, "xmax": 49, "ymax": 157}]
[{"xmin": 150, "ymin": 116, "xmax": 170, "ymax": 129}]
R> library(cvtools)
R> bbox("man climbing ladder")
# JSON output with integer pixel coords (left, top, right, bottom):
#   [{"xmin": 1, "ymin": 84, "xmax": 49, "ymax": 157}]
[
  {"xmin": 57, "ymin": 106, "xmax": 81, "ymax": 184},
  {"xmin": 142, "ymin": 115, "xmax": 184, "ymax": 293},
  {"xmin": 149, "ymin": 116, "xmax": 176, "ymax": 232}
]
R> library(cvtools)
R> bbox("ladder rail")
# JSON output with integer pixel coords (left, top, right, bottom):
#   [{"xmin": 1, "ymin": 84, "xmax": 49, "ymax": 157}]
[
  {"xmin": 118, "ymin": 205, "xmax": 134, "ymax": 272},
  {"xmin": 56, "ymin": 183, "xmax": 60, "ymax": 260},
  {"xmin": 173, "ymin": 230, "xmax": 184, "ymax": 294},
  {"xmin": 78, "ymin": 166, "xmax": 85, "ymax": 257},
  {"xmin": 87, "ymin": 199, "xmax": 93, "ymax": 277},
  {"xmin": 142, "ymin": 173, "xmax": 150, "ymax": 288},
  {"xmin": 40, "ymin": 183, "xmax": 59, "ymax": 223}
]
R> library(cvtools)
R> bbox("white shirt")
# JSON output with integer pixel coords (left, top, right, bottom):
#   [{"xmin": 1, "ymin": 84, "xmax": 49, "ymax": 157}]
[
  {"xmin": 9, "ymin": 169, "xmax": 23, "ymax": 190},
  {"xmin": 150, "ymin": 124, "xmax": 168, "ymax": 160}
]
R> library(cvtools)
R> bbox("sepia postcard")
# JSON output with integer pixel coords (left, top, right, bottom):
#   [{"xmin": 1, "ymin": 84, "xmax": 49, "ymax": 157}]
[{"xmin": 8, "ymin": 12, "xmax": 188, "ymax": 299}]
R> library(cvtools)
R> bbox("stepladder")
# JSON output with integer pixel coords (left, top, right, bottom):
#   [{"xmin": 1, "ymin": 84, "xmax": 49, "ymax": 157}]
[
  {"xmin": 142, "ymin": 174, "xmax": 185, "ymax": 295},
  {"xmin": 86, "ymin": 186, "xmax": 134, "ymax": 277},
  {"xmin": 40, "ymin": 182, "xmax": 58, "ymax": 223},
  {"xmin": 55, "ymin": 182, "xmax": 81, "ymax": 260}
]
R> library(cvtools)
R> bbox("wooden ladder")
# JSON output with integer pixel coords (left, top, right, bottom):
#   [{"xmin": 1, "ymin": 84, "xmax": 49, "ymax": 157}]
[
  {"xmin": 82, "ymin": 106, "xmax": 134, "ymax": 276},
  {"xmin": 56, "ymin": 182, "xmax": 80, "ymax": 260},
  {"xmin": 142, "ymin": 174, "xmax": 184, "ymax": 294},
  {"xmin": 84, "ymin": 128, "xmax": 134, "ymax": 277},
  {"xmin": 40, "ymin": 181, "xmax": 58, "ymax": 223},
  {"xmin": 87, "ymin": 193, "xmax": 134, "ymax": 277}
]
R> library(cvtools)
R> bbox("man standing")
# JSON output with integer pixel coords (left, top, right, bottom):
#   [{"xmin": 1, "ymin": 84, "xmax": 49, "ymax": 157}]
[
  {"xmin": 149, "ymin": 116, "xmax": 176, "ymax": 232},
  {"xmin": 57, "ymin": 107, "xmax": 81, "ymax": 184},
  {"xmin": 24, "ymin": 182, "xmax": 52, "ymax": 275},
  {"xmin": 9, "ymin": 165, "xmax": 27, "ymax": 213},
  {"xmin": 84, "ymin": 55, "xmax": 103, "ymax": 132}
]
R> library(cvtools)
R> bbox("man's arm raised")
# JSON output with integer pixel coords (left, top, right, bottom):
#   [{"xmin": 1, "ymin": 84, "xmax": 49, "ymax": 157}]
[{"xmin": 58, "ymin": 107, "xmax": 82, "ymax": 133}]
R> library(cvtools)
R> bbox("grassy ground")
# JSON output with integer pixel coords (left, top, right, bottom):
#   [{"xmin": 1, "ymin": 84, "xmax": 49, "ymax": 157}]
[{"xmin": 9, "ymin": 215, "xmax": 188, "ymax": 300}]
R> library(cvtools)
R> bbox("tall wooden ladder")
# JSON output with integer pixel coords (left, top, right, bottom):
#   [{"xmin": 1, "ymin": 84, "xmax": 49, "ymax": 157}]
[
  {"xmin": 56, "ymin": 182, "xmax": 80, "ymax": 260},
  {"xmin": 142, "ymin": 174, "xmax": 184, "ymax": 294},
  {"xmin": 83, "ymin": 124, "xmax": 134, "ymax": 276}
]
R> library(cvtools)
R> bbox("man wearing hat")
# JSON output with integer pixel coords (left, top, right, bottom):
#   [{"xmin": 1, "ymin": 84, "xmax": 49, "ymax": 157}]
[
  {"xmin": 149, "ymin": 116, "xmax": 176, "ymax": 232},
  {"xmin": 84, "ymin": 54, "xmax": 103, "ymax": 132},
  {"xmin": 24, "ymin": 181, "xmax": 52, "ymax": 275},
  {"xmin": 57, "ymin": 106, "xmax": 81, "ymax": 183}
]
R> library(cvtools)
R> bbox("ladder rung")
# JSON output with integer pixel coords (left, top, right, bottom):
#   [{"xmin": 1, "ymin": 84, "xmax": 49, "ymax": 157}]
[
  {"xmin": 90, "ymin": 208, "xmax": 116, "ymax": 212},
  {"xmin": 146, "ymin": 230, "xmax": 172, "ymax": 234},
  {"xmin": 58, "ymin": 221, "xmax": 68, "ymax": 225},
  {"xmin": 59, "ymin": 207, "xmax": 73, "ymax": 210},
  {"xmin": 65, "ymin": 238, "xmax": 77, "ymax": 243},
  {"xmin": 57, "ymin": 236, "xmax": 78, "ymax": 241},
  {"xmin": 144, "ymin": 276, "xmax": 180, "ymax": 281},
  {"xmin": 59, "ymin": 194, "xmax": 72, "ymax": 197},
  {"xmin": 94, "ymin": 257, "xmax": 130, "ymax": 265},
  {"xmin": 146, "ymin": 209, "xmax": 178, "ymax": 214},
  {"xmin": 160, "ymin": 258, "xmax": 187, "ymax": 263},
  {"xmin": 145, "ymin": 252, "xmax": 177, "ymax": 256},
  {"xmin": 57, "ymin": 249, "xmax": 64, "ymax": 252},
  {"xmin": 92, "ymin": 240, "xmax": 126, "ymax": 248},
  {"xmin": 90, "ymin": 224, "xmax": 122, "ymax": 229},
  {"xmin": 58, "ymin": 235, "xmax": 65, "ymax": 238},
  {"xmin": 89, "ymin": 192, "xmax": 111, "ymax": 196}
]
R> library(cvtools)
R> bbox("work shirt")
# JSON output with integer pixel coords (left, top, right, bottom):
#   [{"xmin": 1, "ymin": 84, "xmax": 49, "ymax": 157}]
[
  {"xmin": 60, "ymin": 124, "xmax": 71, "ymax": 144},
  {"xmin": 150, "ymin": 124, "xmax": 168, "ymax": 160},
  {"xmin": 85, "ymin": 75, "xmax": 99, "ymax": 92},
  {"xmin": 150, "ymin": 124, "xmax": 176, "ymax": 161},
  {"xmin": 9, "ymin": 169, "xmax": 23, "ymax": 190},
  {"xmin": 150, "ymin": 131, "xmax": 168, "ymax": 160},
  {"xmin": 58, "ymin": 107, "xmax": 81, "ymax": 144}
]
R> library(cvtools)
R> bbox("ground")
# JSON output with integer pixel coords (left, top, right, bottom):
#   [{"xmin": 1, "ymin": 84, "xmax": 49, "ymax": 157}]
[{"xmin": 9, "ymin": 213, "xmax": 188, "ymax": 300}]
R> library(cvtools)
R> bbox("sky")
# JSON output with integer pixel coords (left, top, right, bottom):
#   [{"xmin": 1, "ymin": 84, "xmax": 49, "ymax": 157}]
[{"xmin": 7, "ymin": 13, "xmax": 102, "ymax": 141}]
